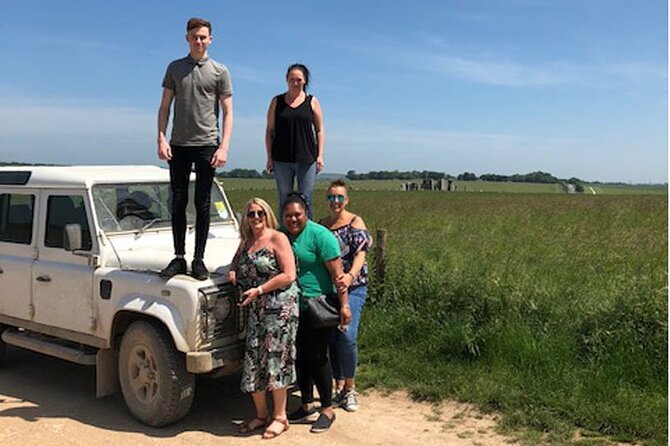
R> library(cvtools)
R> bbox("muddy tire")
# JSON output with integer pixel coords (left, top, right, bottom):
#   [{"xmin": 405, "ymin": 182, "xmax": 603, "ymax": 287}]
[{"xmin": 118, "ymin": 320, "xmax": 195, "ymax": 426}]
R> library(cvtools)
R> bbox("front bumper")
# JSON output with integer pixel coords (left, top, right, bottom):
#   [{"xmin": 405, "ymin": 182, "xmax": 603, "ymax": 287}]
[{"xmin": 186, "ymin": 340, "xmax": 245, "ymax": 374}]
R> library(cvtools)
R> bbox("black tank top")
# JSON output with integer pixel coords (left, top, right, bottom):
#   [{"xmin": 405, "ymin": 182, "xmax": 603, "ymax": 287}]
[{"xmin": 271, "ymin": 93, "xmax": 317, "ymax": 164}]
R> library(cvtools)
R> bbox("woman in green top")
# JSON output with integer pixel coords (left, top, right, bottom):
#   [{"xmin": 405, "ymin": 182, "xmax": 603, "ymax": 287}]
[{"xmin": 282, "ymin": 192, "xmax": 351, "ymax": 434}]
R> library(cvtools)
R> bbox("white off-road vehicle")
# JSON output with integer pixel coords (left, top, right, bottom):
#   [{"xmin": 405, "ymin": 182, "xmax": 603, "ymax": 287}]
[{"xmin": 0, "ymin": 165, "xmax": 246, "ymax": 426}]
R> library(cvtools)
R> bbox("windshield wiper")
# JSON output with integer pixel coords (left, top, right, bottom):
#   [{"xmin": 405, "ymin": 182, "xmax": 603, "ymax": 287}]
[{"xmin": 137, "ymin": 217, "xmax": 166, "ymax": 235}]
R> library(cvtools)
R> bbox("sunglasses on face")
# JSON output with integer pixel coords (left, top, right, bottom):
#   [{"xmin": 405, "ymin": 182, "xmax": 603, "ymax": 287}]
[
  {"xmin": 327, "ymin": 194, "xmax": 345, "ymax": 204},
  {"xmin": 246, "ymin": 209, "xmax": 266, "ymax": 219}
]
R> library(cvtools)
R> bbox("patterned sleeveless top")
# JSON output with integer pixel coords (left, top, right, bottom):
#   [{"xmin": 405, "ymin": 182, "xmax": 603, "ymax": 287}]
[{"xmin": 328, "ymin": 217, "xmax": 373, "ymax": 289}]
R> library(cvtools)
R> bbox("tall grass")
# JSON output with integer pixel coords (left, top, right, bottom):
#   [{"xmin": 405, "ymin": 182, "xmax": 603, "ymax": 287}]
[{"xmin": 226, "ymin": 190, "xmax": 668, "ymax": 445}]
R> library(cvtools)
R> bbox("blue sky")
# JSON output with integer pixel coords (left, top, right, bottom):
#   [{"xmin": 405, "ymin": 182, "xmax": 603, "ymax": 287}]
[{"xmin": 0, "ymin": 0, "xmax": 667, "ymax": 183}]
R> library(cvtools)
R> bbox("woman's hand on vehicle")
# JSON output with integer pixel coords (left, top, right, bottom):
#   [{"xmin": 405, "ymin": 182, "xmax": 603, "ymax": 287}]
[{"xmin": 227, "ymin": 270, "xmax": 237, "ymax": 285}]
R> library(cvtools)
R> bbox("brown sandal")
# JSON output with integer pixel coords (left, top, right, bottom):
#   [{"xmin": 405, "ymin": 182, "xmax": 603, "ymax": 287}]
[
  {"xmin": 262, "ymin": 417, "xmax": 289, "ymax": 440},
  {"xmin": 239, "ymin": 416, "xmax": 267, "ymax": 434}
]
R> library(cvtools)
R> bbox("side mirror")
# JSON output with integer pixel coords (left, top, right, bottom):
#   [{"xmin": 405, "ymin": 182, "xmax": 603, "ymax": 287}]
[{"xmin": 64, "ymin": 223, "xmax": 83, "ymax": 251}]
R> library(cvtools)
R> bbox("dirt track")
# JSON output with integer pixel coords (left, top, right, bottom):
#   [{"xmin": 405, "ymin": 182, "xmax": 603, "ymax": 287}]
[{"xmin": 0, "ymin": 347, "xmax": 512, "ymax": 445}]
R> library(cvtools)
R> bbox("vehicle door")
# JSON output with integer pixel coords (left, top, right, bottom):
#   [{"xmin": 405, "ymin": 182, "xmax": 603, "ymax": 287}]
[
  {"xmin": 0, "ymin": 190, "xmax": 37, "ymax": 321},
  {"xmin": 32, "ymin": 190, "xmax": 97, "ymax": 334}
]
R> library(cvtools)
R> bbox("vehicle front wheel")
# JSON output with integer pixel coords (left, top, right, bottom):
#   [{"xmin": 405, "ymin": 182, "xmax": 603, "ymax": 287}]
[{"xmin": 118, "ymin": 320, "xmax": 195, "ymax": 426}]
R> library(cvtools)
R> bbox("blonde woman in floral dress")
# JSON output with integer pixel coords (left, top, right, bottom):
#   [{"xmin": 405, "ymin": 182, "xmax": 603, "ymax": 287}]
[{"xmin": 228, "ymin": 198, "xmax": 300, "ymax": 440}]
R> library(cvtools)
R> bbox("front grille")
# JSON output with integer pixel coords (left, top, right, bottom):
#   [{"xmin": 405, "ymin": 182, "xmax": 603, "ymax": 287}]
[{"xmin": 199, "ymin": 283, "xmax": 246, "ymax": 346}]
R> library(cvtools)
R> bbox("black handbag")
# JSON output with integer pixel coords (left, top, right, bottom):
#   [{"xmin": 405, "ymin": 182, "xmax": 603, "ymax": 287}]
[{"xmin": 305, "ymin": 294, "xmax": 340, "ymax": 328}]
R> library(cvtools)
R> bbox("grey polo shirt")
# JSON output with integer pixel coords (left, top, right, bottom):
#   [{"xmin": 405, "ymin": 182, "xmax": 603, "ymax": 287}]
[{"xmin": 162, "ymin": 55, "xmax": 233, "ymax": 146}]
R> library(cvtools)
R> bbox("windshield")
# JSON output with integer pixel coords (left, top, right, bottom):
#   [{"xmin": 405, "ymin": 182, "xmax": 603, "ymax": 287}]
[{"xmin": 91, "ymin": 182, "xmax": 233, "ymax": 233}]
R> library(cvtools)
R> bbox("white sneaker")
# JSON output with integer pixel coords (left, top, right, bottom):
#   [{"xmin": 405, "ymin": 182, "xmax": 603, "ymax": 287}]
[{"xmin": 341, "ymin": 389, "xmax": 359, "ymax": 412}]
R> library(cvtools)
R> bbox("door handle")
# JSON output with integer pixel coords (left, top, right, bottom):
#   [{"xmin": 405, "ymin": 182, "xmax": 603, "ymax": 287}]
[{"xmin": 36, "ymin": 275, "xmax": 51, "ymax": 282}]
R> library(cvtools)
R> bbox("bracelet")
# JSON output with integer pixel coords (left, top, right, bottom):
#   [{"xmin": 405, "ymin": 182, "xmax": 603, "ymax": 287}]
[
  {"xmin": 257, "ymin": 285, "xmax": 264, "ymax": 295},
  {"xmin": 342, "ymin": 304, "xmax": 351, "ymax": 309}
]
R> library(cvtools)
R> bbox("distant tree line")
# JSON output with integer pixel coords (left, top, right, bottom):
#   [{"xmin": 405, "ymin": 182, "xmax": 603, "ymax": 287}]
[
  {"xmin": 473, "ymin": 171, "xmax": 586, "ymax": 188},
  {"xmin": 473, "ymin": 171, "xmax": 565, "ymax": 184},
  {"xmin": 459, "ymin": 171, "xmax": 558, "ymax": 183},
  {"xmin": 1, "ymin": 162, "xmax": 662, "ymax": 187},
  {"xmin": 346, "ymin": 169, "xmax": 585, "ymax": 186},
  {"xmin": 217, "ymin": 168, "xmax": 588, "ymax": 186},
  {"xmin": 0, "ymin": 163, "xmax": 586, "ymax": 187},
  {"xmin": 217, "ymin": 168, "xmax": 272, "ymax": 179}
]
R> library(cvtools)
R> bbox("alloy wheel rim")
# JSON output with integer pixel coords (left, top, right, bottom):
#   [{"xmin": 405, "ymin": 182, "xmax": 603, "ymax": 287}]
[{"xmin": 128, "ymin": 344, "xmax": 159, "ymax": 405}]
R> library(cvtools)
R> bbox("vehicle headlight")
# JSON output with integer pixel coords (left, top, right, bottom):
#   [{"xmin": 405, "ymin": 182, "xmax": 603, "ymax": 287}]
[
  {"xmin": 199, "ymin": 284, "xmax": 240, "ymax": 344},
  {"xmin": 212, "ymin": 298, "xmax": 232, "ymax": 322}
]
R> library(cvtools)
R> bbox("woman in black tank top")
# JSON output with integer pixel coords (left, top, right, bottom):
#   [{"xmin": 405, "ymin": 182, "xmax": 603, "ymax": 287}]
[{"xmin": 265, "ymin": 64, "xmax": 325, "ymax": 218}]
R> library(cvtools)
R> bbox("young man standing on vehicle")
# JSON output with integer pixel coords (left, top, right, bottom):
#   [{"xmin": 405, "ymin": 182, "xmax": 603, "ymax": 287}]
[{"xmin": 157, "ymin": 17, "xmax": 233, "ymax": 280}]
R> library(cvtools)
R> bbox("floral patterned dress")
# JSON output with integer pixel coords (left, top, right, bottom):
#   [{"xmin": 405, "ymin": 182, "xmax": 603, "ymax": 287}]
[{"xmin": 237, "ymin": 247, "xmax": 300, "ymax": 392}]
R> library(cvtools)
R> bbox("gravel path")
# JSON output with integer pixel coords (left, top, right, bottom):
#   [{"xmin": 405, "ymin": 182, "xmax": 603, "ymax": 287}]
[{"xmin": 0, "ymin": 347, "xmax": 513, "ymax": 445}]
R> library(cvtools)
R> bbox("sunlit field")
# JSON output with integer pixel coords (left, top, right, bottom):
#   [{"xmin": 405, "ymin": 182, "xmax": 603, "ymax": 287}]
[
  {"xmin": 225, "ymin": 188, "xmax": 668, "ymax": 445},
  {"xmin": 590, "ymin": 184, "xmax": 668, "ymax": 195},
  {"xmin": 218, "ymin": 177, "xmax": 667, "ymax": 195}
]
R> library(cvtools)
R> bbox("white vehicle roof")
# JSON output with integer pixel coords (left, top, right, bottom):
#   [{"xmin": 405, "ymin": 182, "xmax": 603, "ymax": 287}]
[{"xmin": 0, "ymin": 165, "xmax": 191, "ymax": 189}]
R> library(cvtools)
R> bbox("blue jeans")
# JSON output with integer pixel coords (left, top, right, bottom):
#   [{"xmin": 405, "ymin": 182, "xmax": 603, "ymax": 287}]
[
  {"xmin": 273, "ymin": 161, "xmax": 316, "ymax": 219},
  {"xmin": 330, "ymin": 285, "xmax": 367, "ymax": 380}
]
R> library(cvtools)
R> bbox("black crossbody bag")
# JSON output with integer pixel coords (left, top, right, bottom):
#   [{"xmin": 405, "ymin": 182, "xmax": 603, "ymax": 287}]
[{"xmin": 305, "ymin": 294, "xmax": 340, "ymax": 328}]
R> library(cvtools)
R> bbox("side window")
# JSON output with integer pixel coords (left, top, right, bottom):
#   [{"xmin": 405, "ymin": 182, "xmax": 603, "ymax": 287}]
[
  {"xmin": 45, "ymin": 195, "xmax": 92, "ymax": 250},
  {"xmin": 0, "ymin": 193, "xmax": 35, "ymax": 244}
]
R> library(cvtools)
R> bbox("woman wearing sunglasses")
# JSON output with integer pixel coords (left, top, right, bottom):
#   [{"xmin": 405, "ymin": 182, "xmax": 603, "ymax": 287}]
[
  {"xmin": 282, "ymin": 192, "xmax": 351, "ymax": 433},
  {"xmin": 228, "ymin": 198, "xmax": 300, "ymax": 439},
  {"xmin": 319, "ymin": 179, "xmax": 372, "ymax": 412}
]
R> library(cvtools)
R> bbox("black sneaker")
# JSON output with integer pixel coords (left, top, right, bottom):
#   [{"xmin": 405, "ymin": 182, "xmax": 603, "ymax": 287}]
[
  {"xmin": 287, "ymin": 406, "xmax": 318, "ymax": 422},
  {"xmin": 160, "ymin": 257, "xmax": 187, "ymax": 278},
  {"xmin": 191, "ymin": 259, "xmax": 209, "ymax": 281},
  {"xmin": 310, "ymin": 412, "xmax": 335, "ymax": 433},
  {"xmin": 332, "ymin": 388, "xmax": 346, "ymax": 407}
]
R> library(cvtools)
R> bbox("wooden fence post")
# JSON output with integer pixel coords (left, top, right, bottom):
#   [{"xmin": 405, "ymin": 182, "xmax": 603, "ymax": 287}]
[{"xmin": 374, "ymin": 229, "xmax": 387, "ymax": 298}]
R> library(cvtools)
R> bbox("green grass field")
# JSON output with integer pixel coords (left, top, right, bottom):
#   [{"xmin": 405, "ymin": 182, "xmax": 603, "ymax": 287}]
[
  {"xmin": 218, "ymin": 177, "xmax": 667, "ymax": 195},
  {"xmin": 346, "ymin": 179, "xmax": 562, "ymax": 193},
  {"xmin": 589, "ymin": 184, "xmax": 668, "ymax": 195},
  {"xmin": 225, "ymin": 189, "xmax": 668, "ymax": 445}
]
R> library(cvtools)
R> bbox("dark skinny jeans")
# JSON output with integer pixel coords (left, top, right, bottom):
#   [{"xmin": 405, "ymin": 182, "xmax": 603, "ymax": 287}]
[
  {"xmin": 168, "ymin": 145, "xmax": 216, "ymax": 259},
  {"xmin": 296, "ymin": 309, "xmax": 334, "ymax": 408}
]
